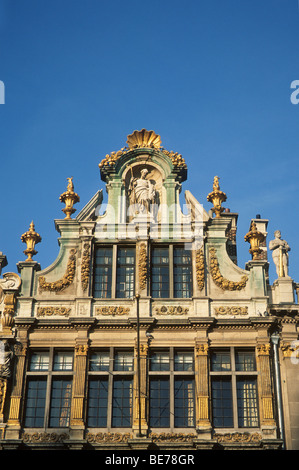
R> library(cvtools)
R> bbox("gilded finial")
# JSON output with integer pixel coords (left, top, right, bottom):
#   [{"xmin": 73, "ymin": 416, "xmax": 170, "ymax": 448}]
[
  {"xmin": 21, "ymin": 221, "xmax": 42, "ymax": 261},
  {"xmin": 244, "ymin": 221, "xmax": 265, "ymax": 260},
  {"xmin": 59, "ymin": 177, "xmax": 80, "ymax": 219},
  {"xmin": 207, "ymin": 176, "xmax": 227, "ymax": 218}
]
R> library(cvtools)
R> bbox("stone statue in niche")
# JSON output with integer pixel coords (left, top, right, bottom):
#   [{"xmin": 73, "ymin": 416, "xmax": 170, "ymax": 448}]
[
  {"xmin": 269, "ymin": 230, "xmax": 291, "ymax": 278},
  {"xmin": 128, "ymin": 168, "xmax": 159, "ymax": 215},
  {"xmin": 0, "ymin": 340, "xmax": 14, "ymax": 379}
]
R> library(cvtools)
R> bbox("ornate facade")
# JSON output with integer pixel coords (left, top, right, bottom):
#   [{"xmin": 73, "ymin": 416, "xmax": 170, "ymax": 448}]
[{"xmin": 0, "ymin": 130, "xmax": 298, "ymax": 450}]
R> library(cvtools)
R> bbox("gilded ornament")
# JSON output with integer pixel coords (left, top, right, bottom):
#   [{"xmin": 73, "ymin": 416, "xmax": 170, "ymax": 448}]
[
  {"xmin": 162, "ymin": 149, "xmax": 187, "ymax": 169},
  {"xmin": 127, "ymin": 129, "xmax": 161, "ymax": 149},
  {"xmin": 21, "ymin": 221, "xmax": 41, "ymax": 261},
  {"xmin": 149, "ymin": 432, "xmax": 196, "ymax": 443},
  {"xmin": 86, "ymin": 432, "xmax": 132, "ymax": 443},
  {"xmin": 244, "ymin": 221, "xmax": 265, "ymax": 260},
  {"xmin": 95, "ymin": 306, "xmax": 130, "ymax": 316},
  {"xmin": 256, "ymin": 344, "xmax": 271, "ymax": 356},
  {"xmin": 36, "ymin": 307, "xmax": 71, "ymax": 317},
  {"xmin": 214, "ymin": 306, "xmax": 248, "ymax": 316},
  {"xmin": 209, "ymin": 247, "xmax": 248, "ymax": 291},
  {"xmin": 155, "ymin": 305, "xmax": 189, "ymax": 315},
  {"xmin": 81, "ymin": 242, "xmax": 91, "ymax": 291},
  {"xmin": 214, "ymin": 432, "xmax": 262, "ymax": 443},
  {"xmin": 195, "ymin": 247, "xmax": 205, "ymax": 291},
  {"xmin": 22, "ymin": 432, "xmax": 69, "ymax": 443},
  {"xmin": 39, "ymin": 249, "xmax": 76, "ymax": 292},
  {"xmin": 138, "ymin": 243, "xmax": 148, "ymax": 291},
  {"xmin": 207, "ymin": 176, "xmax": 227, "ymax": 218},
  {"xmin": 59, "ymin": 177, "xmax": 80, "ymax": 219}
]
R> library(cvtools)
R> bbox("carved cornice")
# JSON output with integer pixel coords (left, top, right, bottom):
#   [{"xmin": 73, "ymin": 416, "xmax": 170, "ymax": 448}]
[
  {"xmin": 39, "ymin": 249, "xmax": 76, "ymax": 292},
  {"xmin": 209, "ymin": 247, "xmax": 248, "ymax": 291}
]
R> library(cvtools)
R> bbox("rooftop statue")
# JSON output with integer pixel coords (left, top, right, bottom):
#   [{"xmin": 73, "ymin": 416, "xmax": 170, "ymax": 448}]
[{"xmin": 269, "ymin": 230, "xmax": 291, "ymax": 278}]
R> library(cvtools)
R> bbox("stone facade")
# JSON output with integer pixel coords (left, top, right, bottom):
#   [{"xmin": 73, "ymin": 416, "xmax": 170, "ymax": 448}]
[{"xmin": 0, "ymin": 130, "xmax": 298, "ymax": 450}]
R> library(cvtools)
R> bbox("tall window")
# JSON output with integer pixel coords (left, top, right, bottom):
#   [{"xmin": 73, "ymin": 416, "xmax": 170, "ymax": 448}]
[
  {"xmin": 24, "ymin": 350, "xmax": 73, "ymax": 428},
  {"xmin": 87, "ymin": 349, "xmax": 133, "ymax": 428},
  {"xmin": 94, "ymin": 247, "xmax": 113, "ymax": 298},
  {"xmin": 116, "ymin": 247, "xmax": 135, "ymax": 298},
  {"xmin": 211, "ymin": 348, "xmax": 259, "ymax": 429},
  {"xmin": 94, "ymin": 246, "xmax": 135, "ymax": 299},
  {"xmin": 151, "ymin": 246, "xmax": 192, "ymax": 298},
  {"xmin": 149, "ymin": 349, "xmax": 195, "ymax": 429}
]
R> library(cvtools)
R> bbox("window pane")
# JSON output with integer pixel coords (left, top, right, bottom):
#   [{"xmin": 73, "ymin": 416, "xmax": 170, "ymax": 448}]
[
  {"xmin": 150, "ymin": 351, "xmax": 170, "ymax": 371},
  {"xmin": 90, "ymin": 351, "xmax": 110, "ymax": 371},
  {"xmin": 49, "ymin": 379, "xmax": 72, "ymax": 427},
  {"xmin": 237, "ymin": 378, "xmax": 259, "ymax": 427},
  {"xmin": 174, "ymin": 351, "xmax": 194, "ymax": 371},
  {"xmin": 87, "ymin": 378, "xmax": 108, "ymax": 427},
  {"xmin": 24, "ymin": 378, "xmax": 47, "ymax": 427},
  {"xmin": 174, "ymin": 247, "xmax": 192, "ymax": 298},
  {"xmin": 149, "ymin": 378, "xmax": 170, "ymax": 427},
  {"xmin": 94, "ymin": 247, "xmax": 113, "ymax": 298},
  {"xmin": 211, "ymin": 350, "xmax": 231, "ymax": 371},
  {"xmin": 29, "ymin": 351, "xmax": 49, "ymax": 371},
  {"xmin": 151, "ymin": 247, "xmax": 169, "ymax": 298},
  {"xmin": 116, "ymin": 247, "xmax": 135, "ymax": 299},
  {"xmin": 235, "ymin": 350, "xmax": 256, "ymax": 372},
  {"xmin": 212, "ymin": 378, "xmax": 233, "ymax": 427},
  {"xmin": 53, "ymin": 351, "xmax": 73, "ymax": 371},
  {"xmin": 112, "ymin": 378, "xmax": 132, "ymax": 427},
  {"xmin": 114, "ymin": 350, "xmax": 134, "ymax": 371},
  {"xmin": 174, "ymin": 378, "xmax": 195, "ymax": 427}
]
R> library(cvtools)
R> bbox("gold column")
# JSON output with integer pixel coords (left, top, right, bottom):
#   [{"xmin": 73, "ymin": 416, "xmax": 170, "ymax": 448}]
[
  {"xmin": 133, "ymin": 343, "xmax": 148, "ymax": 435},
  {"xmin": 7, "ymin": 342, "xmax": 27, "ymax": 429},
  {"xmin": 256, "ymin": 344, "xmax": 276, "ymax": 427},
  {"xmin": 70, "ymin": 344, "xmax": 88, "ymax": 427},
  {"xmin": 194, "ymin": 343, "xmax": 210, "ymax": 428}
]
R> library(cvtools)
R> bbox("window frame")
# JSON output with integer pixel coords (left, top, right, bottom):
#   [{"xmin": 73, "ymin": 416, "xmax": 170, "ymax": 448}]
[
  {"xmin": 210, "ymin": 347, "xmax": 259, "ymax": 430},
  {"xmin": 148, "ymin": 348, "xmax": 195, "ymax": 430},
  {"xmin": 23, "ymin": 349, "xmax": 74, "ymax": 429},
  {"xmin": 93, "ymin": 244, "xmax": 136, "ymax": 299},
  {"xmin": 150, "ymin": 244, "xmax": 193, "ymax": 299},
  {"xmin": 86, "ymin": 347, "xmax": 134, "ymax": 430}
]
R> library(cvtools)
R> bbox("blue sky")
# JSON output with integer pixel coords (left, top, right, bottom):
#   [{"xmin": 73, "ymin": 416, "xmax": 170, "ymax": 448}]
[{"xmin": 0, "ymin": 0, "xmax": 298, "ymax": 285}]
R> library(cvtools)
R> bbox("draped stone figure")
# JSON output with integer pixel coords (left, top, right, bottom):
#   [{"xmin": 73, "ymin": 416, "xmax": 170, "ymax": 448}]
[
  {"xmin": 128, "ymin": 168, "xmax": 158, "ymax": 215},
  {"xmin": 269, "ymin": 230, "xmax": 291, "ymax": 278}
]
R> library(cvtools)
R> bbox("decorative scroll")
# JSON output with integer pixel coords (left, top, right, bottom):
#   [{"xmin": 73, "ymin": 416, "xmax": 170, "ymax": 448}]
[
  {"xmin": 86, "ymin": 432, "xmax": 132, "ymax": 443},
  {"xmin": 138, "ymin": 243, "xmax": 147, "ymax": 291},
  {"xmin": 95, "ymin": 306, "xmax": 130, "ymax": 316},
  {"xmin": 214, "ymin": 432, "xmax": 262, "ymax": 443},
  {"xmin": 39, "ymin": 249, "xmax": 76, "ymax": 292},
  {"xmin": 36, "ymin": 307, "xmax": 71, "ymax": 317},
  {"xmin": 81, "ymin": 242, "xmax": 91, "ymax": 291},
  {"xmin": 196, "ymin": 247, "xmax": 205, "ymax": 291},
  {"xmin": 150, "ymin": 433, "xmax": 196, "ymax": 443},
  {"xmin": 209, "ymin": 247, "xmax": 248, "ymax": 291},
  {"xmin": 214, "ymin": 306, "xmax": 248, "ymax": 316},
  {"xmin": 22, "ymin": 432, "xmax": 69, "ymax": 443},
  {"xmin": 154, "ymin": 306, "xmax": 189, "ymax": 315}
]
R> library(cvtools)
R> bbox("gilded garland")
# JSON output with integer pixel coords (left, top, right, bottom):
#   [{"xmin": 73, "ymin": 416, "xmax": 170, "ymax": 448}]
[
  {"xmin": 39, "ymin": 249, "xmax": 77, "ymax": 292},
  {"xmin": 81, "ymin": 242, "xmax": 90, "ymax": 291},
  {"xmin": 209, "ymin": 247, "xmax": 248, "ymax": 291},
  {"xmin": 196, "ymin": 247, "xmax": 205, "ymax": 291},
  {"xmin": 138, "ymin": 243, "xmax": 147, "ymax": 291}
]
